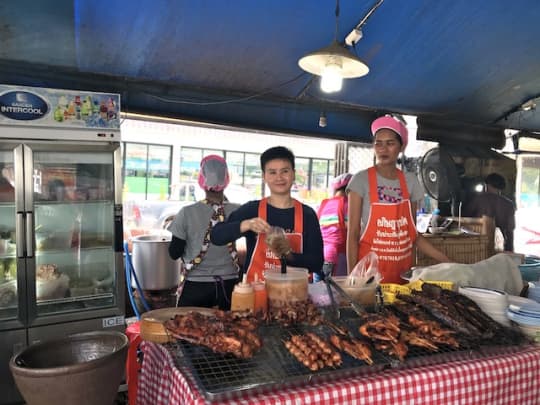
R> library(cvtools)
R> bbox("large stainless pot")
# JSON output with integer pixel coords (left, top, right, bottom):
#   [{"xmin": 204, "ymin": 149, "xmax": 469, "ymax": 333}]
[{"xmin": 131, "ymin": 234, "xmax": 181, "ymax": 290}]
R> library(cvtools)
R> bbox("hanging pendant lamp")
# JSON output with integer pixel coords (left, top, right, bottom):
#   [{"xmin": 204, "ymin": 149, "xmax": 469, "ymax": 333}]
[{"xmin": 298, "ymin": 0, "xmax": 369, "ymax": 93}]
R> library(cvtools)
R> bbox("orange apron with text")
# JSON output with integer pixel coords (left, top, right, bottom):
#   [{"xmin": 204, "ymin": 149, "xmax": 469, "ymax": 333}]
[
  {"xmin": 358, "ymin": 167, "xmax": 417, "ymax": 284},
  {"xmin": 245, "ymin": 198, "xmax": 303, "ymax": 283}
]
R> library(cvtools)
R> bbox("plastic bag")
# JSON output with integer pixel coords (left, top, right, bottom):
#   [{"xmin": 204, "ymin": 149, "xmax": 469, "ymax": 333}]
[
  {"xmin": 265, "ymin": 226, "xmax": 290, "ymax": 257},
  {"xmin": 347, "ymin": 252, "xmax": 381, "ymax": 287}
]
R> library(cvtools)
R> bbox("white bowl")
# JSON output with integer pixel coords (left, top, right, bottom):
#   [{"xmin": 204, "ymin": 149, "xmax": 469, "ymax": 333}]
[
  {"xmin": 459, "ymin": 287, "xmax": 508, "ymax": 312},
  {"xmin": 508, "ymin": 295, "xmax": 540, "ymax": 307},
  {"xmin": 428, "ymin": 226, "xmax": 445, "ymax": 234}
]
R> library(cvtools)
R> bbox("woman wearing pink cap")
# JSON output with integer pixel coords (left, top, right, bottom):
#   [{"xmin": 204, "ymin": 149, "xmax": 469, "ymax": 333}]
[
  {"xmin": 168, "ymin": 155, "xmax": 241, "ymax": 310},
  {"xmin": 346, "ymin": 115, "xmax": 449, "ymax": 284}
]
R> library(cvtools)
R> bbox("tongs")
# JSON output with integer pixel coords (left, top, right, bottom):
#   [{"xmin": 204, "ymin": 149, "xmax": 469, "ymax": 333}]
[
  {"xmin": 324, "ymin": 273, "xmax": 366, "ymax": 317},
  {"xmin": 322, "ymin": 264, "xmax": 340, "ymax": 319}
]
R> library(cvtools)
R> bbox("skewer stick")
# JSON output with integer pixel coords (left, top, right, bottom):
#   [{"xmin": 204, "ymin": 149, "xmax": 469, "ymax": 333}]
[{"xmin": 458, "ymin": 202, "xmax": 462, "ymax": 230}]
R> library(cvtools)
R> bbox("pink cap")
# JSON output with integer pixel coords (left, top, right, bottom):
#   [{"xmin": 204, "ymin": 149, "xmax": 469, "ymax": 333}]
[
  {"xmin": 198, "ymin": 155, "xmax": 230, "ymax": 192},
  {"xmin": 331, "ymin": 173, "xmax": 352, "ymax": 192},
  {"xmin": 371, "ymin": 115, "xmax": 408, "ymax": 149}
]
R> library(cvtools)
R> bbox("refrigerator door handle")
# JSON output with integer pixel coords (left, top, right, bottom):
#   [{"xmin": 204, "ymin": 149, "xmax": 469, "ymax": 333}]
[
  {"xmin": 16, "ymin": 212, "xmax": 25, "ymax": 258},
  {"xmin": 26, "ymin": 211, "xmax": 34, "ymax": 257},
  {"xmin": 23, "ymin": 144, "xmax": 34, "ymax": 211}
]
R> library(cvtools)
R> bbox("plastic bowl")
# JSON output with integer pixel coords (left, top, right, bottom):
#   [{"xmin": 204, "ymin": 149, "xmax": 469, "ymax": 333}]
[{"xmin": 519, "ymin": 261, "xmax": 540, "ymax": 282}]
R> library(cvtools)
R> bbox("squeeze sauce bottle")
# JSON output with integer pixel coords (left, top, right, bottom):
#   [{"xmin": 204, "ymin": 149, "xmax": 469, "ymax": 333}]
[
  {"xmin": 230, "ymin": 274, "xmax": 254, "ymax": 312},
  {"xmin": 252, "ymin": 274, "xmax": 268, "ymax": 317}
]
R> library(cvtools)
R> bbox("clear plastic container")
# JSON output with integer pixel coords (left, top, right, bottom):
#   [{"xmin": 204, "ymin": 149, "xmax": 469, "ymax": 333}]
[
  {"xmin": 264, "ymin": 268, "xmax": 308, "ymax": 307},
  {"xmin": 332, "ymin": 276, "xmax": 377, "ymax": 306}
]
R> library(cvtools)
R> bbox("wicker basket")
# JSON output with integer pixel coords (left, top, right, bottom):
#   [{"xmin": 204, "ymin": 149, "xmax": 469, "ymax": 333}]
[
  {"xmin": 416, "ymin": 233, "xmax": 491, "ymax": 266},
  {"xmin": 416, "ymin": 215, "xmax": 496, "ymax": 266}
]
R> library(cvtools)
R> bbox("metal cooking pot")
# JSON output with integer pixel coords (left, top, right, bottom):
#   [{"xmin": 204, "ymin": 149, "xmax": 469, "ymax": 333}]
[{"xmin": 131, "ymin": 234, "xmax": 181, "ymax": 290}]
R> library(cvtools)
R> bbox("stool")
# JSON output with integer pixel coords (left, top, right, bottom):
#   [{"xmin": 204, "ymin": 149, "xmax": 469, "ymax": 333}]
[{"xmin": 125, "ymin": 321, "xmax": 142, "ymax": 405}]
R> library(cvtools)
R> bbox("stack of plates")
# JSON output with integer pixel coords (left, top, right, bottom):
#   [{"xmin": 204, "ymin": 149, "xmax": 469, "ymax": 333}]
[
  {"xmin": 507, "ymin": 295, "xmax": 540, "ymax": 342},
  {"xmin": 527, "ymin": 282, "xmax": 540, "ymax": 303},
  {"xmin": 458, "ymin": 286, "xmax": 510, "ymax": 326}
]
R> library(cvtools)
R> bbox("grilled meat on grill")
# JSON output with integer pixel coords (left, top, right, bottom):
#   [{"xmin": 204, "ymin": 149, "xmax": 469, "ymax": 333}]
[
  {"xmin": 420, "ymin": 284, "xmax": 527, "ymax": 345},
  {"xmin": 390, "ymin": 302, "xmax": 460, "ymax": 349},
  {"xmin": 329, "ymin": 334, "xmax": 374, "ymax": 365},
  {"xmin": 269, "ymin": 300, "xmax": 324, "ymax": 326},
  {"xmin": 283, "ymin": 333, "xmax": 342, "ymax": 371},
  {"xmin": 397, "ymin": 293, "xmax": 483, "ymax": 338},
  {"xmin": 164, "ymin": 311, "xmax": 262, "ymax": 359}
]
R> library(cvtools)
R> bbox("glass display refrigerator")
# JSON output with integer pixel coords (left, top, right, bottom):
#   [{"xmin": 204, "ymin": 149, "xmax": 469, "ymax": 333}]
[{"xmin": 0, "ymin": 84, "xmax": 124, "ymax": 404}]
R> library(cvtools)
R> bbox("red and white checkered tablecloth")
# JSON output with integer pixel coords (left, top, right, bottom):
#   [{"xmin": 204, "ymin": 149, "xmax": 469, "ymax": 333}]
[{"xmin": 137, "ymin": 341, "xmax": 540, "ymax": 405}]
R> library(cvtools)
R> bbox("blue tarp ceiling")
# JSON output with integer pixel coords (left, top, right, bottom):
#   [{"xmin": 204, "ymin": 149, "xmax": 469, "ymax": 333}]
[{"xmin": 1, "ymin": 0, "xmax": 540, "ymax": 146}]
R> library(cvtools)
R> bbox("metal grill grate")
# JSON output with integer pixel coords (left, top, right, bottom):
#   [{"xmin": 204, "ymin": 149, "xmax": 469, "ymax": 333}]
[
  {"xmin": 169, "ymin": 322, "xmax": 387, "ymax": 399},
  {"xmin": 166, "ymin": 308, "xmax": 530, "ymax": 402}
]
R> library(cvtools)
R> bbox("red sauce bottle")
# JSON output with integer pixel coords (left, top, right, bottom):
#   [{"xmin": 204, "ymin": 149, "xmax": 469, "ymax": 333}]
[{"xmin": 252, "ymin": 276, "xmax": 268, "ymax": 317}]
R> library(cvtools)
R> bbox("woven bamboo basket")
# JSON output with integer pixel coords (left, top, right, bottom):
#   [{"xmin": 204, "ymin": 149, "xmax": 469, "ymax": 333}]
[
  {"xmin": 416, "ymin": 233, "xmax": 491, "ymax": 266},
  {"xmin": 415, "ymin": 216, "xmax": 496, "ymax": 266}
]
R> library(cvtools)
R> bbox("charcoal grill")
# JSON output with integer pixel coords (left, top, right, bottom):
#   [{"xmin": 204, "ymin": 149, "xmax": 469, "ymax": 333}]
[
  {"xmin": 164, "ymin": 306, "xmax": 530, "ymax": 402},
  {"xmin": 168, "ymin": 322, "xmax": 388, "ymax": 401}
]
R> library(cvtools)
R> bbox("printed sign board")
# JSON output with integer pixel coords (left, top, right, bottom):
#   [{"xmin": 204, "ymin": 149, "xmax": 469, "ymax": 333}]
[{"xmin": 0, "ymin": 84, "xmax": 121, "ymax": 129}]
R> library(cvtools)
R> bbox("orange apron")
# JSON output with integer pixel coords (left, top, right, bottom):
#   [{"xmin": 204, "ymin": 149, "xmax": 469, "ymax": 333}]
[
  {"xmin": 245, "ymin": 197, "xmax": 303, "ymax": 283},
  {"xmin": 358, "ymin": 167, "xmax": 417, "ymax": 284}
]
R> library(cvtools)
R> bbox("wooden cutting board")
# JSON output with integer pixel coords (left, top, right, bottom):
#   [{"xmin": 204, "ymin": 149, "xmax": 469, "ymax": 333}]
[{"xmin": 140, "ymin": 306, "xmax": 215, "ymax": 344}]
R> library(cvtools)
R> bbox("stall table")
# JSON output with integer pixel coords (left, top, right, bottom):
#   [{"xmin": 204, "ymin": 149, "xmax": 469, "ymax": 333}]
[{"xmin": 137, "ymin": 341, "xmax": 540, "ymax": 405}]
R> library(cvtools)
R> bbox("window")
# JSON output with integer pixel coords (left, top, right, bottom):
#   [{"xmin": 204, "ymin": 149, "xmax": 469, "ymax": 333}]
[
  {"xmin": 179, "ymin": 148, "xmax": 203, "ymax": 183},
  {"xmin": 311, "ymin": 158, "xmax": 333, "ymax": 202},
  {"xmin": 123, "ymin": 143, "xmax": 171, "ymax": 200},
  {"xmin": 147, "ymin": 145, "xmax": 171, "ymax": 200},
  {"xmin": 294, "ymin": 157, "xmax": 310, "ymax": 200},
  {"xmin": 520, "ymin": 156, "xmax": 540, "ymax": 208},
  {"xmin": 226, "ymin": 152, "xmax": 245, "ymax": 185}
]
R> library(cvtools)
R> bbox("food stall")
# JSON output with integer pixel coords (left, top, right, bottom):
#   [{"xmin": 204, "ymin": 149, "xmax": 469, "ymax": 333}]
[
  {"xmin": 138, "ymin": 341, "xmax": 540, "ymax": 404},
  {"xmin": 132, "ymin": 278, "xmax": 540, "ymax": 405}
]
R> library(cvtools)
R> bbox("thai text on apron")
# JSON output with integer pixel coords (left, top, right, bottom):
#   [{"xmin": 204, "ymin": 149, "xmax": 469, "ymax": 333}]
[
  {"xmin": 245, "ymin": 198, "xmax": 303, "ymax": 283},
  {"xmin": 358, "ymin": 167, "xmax": 417, "ymax": 284}
]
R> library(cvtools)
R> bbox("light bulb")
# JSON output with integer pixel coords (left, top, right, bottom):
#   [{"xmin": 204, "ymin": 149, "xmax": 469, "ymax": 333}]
[
  {"xmin": 320, "ymin": 62, "xmax": 343, "ymax": 93},
  {"xmin": 319, "ymin": 112, "xmax": 327, "ymax": 127}
]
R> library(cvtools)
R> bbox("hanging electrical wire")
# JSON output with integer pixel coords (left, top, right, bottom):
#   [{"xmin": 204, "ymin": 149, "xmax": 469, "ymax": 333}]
[{"xmin": 145, "ymin": 72, "xmax": 308, "ymax": 106}]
